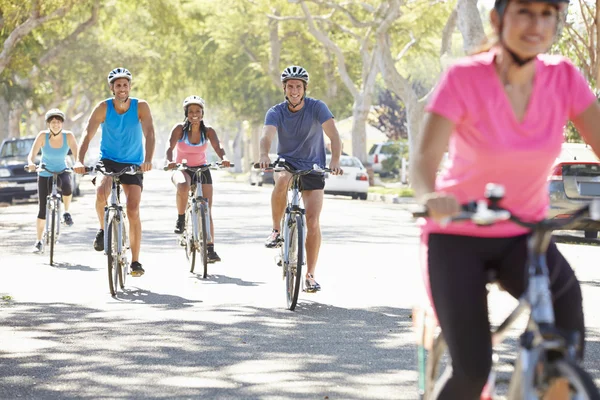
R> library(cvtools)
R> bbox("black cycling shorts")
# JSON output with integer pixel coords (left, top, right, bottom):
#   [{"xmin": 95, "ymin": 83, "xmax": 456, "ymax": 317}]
[
  {"xmin": 183, "ymin": 168, "xmax": 212, "ymax": 185},
  {"xmin": 98, "ymin": 159, "xmax": 143, "ymax": 188},
  {"xmin": 299, "ymin": 172, "xmax": 325, "ymax": 191}
]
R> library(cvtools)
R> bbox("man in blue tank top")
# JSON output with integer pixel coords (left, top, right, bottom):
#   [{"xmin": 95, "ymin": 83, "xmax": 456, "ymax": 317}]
[
  {"xmin": 258, "ymin": 65, "xmax": 343, "ymax": 292},
  {"xmin": 74, "ymin": 68, "xmax": 155, "ymax": 277}
]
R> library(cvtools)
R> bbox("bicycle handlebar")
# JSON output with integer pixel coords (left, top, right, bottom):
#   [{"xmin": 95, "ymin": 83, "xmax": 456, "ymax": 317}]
[
  {"xmin": 412, "ymin": 184, "xmax": 600, "ymax": 233},
  {"xmin": 252, "ymin": 159, "xmax": 332, "ymax": 175},
  {"xmin": 163, "ymin": 161, "xmax": 234, "ymax": 172},
  {"xmin": 89, "ymin": 164, "xmax": 142, "ymax": 177},
  {"xmin": 24, "ymin": 163, "xmax": 71, "ymax": 175}
]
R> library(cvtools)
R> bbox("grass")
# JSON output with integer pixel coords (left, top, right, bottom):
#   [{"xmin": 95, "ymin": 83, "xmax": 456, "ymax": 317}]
[{"xmin": 368, "ymin": 186, "xmax": 414, "ymax": 197}]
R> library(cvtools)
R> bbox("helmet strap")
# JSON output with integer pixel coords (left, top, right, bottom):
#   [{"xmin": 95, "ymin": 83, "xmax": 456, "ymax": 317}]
[{"xmin": 285, "ymin": 94, "xmax": 305, "ymax": 110}]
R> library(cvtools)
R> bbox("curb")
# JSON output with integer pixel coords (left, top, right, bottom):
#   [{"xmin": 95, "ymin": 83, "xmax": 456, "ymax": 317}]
[{"xmin": 366, "ymin": 192, "xmax": 416, "ymax": 206}]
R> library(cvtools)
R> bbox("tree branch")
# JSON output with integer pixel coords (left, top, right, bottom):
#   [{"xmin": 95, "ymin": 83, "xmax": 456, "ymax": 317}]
[
  {"xmin": 39, "ymin": 2, "xmax": 100, "ymax": 66},
  {"xmin": 395, "ymin": 32, "xmax": 416, "ymax": 62},
  {"xmin": 440, "ymin": 8, "xmax": 458, "ymax": 56},
  {"xmin": 0, "ymin": 1, "xmax": 75, "ymax": 74},
  {"xmin": 297, "ymin": 0, "xmax": 359, "ymax": 97}
]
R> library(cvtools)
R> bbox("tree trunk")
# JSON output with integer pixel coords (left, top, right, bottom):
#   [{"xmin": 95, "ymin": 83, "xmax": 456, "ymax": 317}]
[
  {"xmin": 8, "ymin": 103, "xmax": 23, "ymax": 138},
  {"xmin": 0, "ymin": 96, "xmax": 9, "ymax": 142},
  {"xmin": 351, "ymin": 99, "xmax": 369, "ymax": 162},
  {"xmin": 456, "ymin": 0, "xmax": 486, "ymax": 54},
  {"xmin": 232, "ymin": 121, "xmax": 243, "ymax": 173}
]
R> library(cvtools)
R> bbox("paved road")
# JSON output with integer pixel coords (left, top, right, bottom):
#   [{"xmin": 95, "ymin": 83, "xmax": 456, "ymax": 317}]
[{"xmin": 0, "ymin": 170, "xmax": 599, "ymax": 399}]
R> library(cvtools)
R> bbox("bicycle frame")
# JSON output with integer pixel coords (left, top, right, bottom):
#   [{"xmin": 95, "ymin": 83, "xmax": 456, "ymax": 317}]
[
  {"xmin": 45, "ymin": 172, "xmax": 62, "ymax": 243},
  {"xmin": 281, "ymin": 173, "xmax": 306, "ymax": 274},
  {"xmin": 103, "ymin": 177, "xmax": 127, "ymax": 258},
  {"xmin": 188, "ymin": 170, "xmax": 212, "ymax": 245}
]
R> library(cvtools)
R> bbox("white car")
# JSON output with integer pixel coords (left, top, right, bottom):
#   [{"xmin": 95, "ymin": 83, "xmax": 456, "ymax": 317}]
[{"xmin": 324, "ymin": 155, "xmax": 369, "ymax": 200}]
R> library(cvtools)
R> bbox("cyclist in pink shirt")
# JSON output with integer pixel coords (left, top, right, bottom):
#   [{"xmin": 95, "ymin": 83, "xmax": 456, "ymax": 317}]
[
  {"xmin": 165, "ymin": 95, "xmax": 230, "ymax": 263},
  {"xmin": 411, "ymin": 0, "xmax": 600, "ymax": 397}
]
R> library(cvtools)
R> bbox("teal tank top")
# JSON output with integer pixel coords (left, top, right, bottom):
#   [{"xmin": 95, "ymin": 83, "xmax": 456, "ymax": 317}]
[
  {"xmin": 40, "ymin": 132, "xmax": 69, "ymax": 177},
  {"xmin": 99, "ymin": 98, "xmax": 144, "ymax": 164}
]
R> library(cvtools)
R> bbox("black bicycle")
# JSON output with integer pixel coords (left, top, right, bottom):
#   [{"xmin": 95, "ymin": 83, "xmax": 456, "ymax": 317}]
[
  {"xmin": 88, "ymin": 164, "xmax": 142, "ymax": 296},
  {"xmin": 26, "ymin": 164, "xmax": 71, "ymax": 266},
  {"xmin": 166, "ymin": 161, "xmax": 232, "ymax": 278},
  {"xmin": 254, "ymin": 159, "xmax": 331, "ymax": 310},
  {"xmin": 413, "ymin": 183, "xmax": 600, "ymax": 399}
]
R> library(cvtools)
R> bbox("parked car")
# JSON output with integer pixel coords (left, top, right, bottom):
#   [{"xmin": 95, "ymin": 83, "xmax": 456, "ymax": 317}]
[
  {"xmin": 367, "ymin": 142, "xmax": 404, "ymax": 176},
  {"xmin": 548, "ymin": 143, "xmax": 600, "ymax": 238},
  {"xmin": 324, "ymin": 155, "xmax": 369, "ymax": 200},
  {"xmin": 249, "ymin": 153, "xmax": 277, "ymax": 186},
  {"xmin": 0, "ymin": 136, "xmax": 80, "ymax": 204}
]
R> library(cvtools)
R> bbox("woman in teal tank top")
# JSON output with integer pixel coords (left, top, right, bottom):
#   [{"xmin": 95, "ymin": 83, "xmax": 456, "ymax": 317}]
[{"xmin": 26, "ymin": 109, "xmax": 79, "ymax": 253}]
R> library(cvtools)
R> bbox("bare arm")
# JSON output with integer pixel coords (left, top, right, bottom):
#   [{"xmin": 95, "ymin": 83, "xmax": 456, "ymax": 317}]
[
  {"xmin": 138, "ymin": 100, "xmax": 155, "ymax": 170},
  {"xmin": 410, "ymin": 112, "xmax": 453, "ymax": 202},
  {"xmin": 206, "ymin": 127, "xmax": 228, "ymax": 161},
  {"xmin": 259, "ymin": 125, "xmax": 277, "ymax": 168},
  {"xmin": 572, "ymin": 101, "xmax": 600, "ymax": 157},
  {"xmin": 77, "ymin": 101, "xmax": 106, "ymax": 166},
  {"xmin": 322, "ymin": 118, "xmax": 342, "ymax": 174},
  {"xmin": 165, "ymin": 124, "xmax": 183, "ymax": 166},
  {"xmin": 27, "ymin": 132, "xmax": 45, "ymax": 170},
  {"xmin": 65, "ymin": 132, "xmax": 79, "ymax": 164}
]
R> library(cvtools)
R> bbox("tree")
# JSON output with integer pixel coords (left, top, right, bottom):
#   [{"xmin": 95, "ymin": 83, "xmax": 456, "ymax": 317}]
[{"xmin": 368, "ymin": 87, "xmax": 407, "ymax": 141}]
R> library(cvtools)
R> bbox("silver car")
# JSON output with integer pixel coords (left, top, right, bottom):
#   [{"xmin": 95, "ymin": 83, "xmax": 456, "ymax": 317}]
[{"xmin": 548, "ymin": 143, "xmax": 600, "ymax": 238}]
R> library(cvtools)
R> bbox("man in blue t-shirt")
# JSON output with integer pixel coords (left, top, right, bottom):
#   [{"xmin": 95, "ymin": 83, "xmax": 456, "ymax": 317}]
[
  {"xmin": 259, "ymin": 65, "xmax": 343, "ymax": 292},
  {"xmin": 74, "ymin": 68, "xmax": 155, "ymax": 277}
]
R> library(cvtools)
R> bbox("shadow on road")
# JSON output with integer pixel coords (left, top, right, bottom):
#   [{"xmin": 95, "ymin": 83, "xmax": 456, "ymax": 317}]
[
  {"xmin": 0, "ymin": 301, "xmax": 413, "ymax": 399},
  {"xmin": 112, "ymin": 288, "xmax": 203, "ymax": 309}
]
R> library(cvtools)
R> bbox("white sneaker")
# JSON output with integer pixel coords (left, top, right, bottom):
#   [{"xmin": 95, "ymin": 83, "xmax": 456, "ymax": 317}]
[{"xmin": 32, "ymin": 241, "xmax": 43, "ymax": 254}]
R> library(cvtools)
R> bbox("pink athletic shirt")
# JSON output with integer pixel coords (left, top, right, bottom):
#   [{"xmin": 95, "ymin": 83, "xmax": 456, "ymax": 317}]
[
  {"xmin": 422, "ymin": 49, "xmax": 597, "ymax": 238},
  {"xmin": 175, "ymin": 128, "xmax": 208, "ymax": 166}
]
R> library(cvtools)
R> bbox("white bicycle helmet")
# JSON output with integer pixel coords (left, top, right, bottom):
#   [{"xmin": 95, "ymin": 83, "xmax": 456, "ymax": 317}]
[
  {"xmin": 182, "ymin": 95, "xmax": 205, "ymax": 110},
  {"xmin": 45, "ymin": 108, "xmax": 65, "ymax": 122},
  {"xmin": 107, "ymin": 67, "xmax": 132, "ymax": 85},
  {"xmin": 281, "ymin": 66, "xmax": 309, "ymax": 83}
]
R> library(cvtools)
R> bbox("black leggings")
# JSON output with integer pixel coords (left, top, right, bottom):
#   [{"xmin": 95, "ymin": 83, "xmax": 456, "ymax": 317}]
[
  {"xmin": 37, "ymin": 173, "xmax": 72, "ymax": 219},
  {"xmin": 427, "ymin": 233, "xmax": 584, "ymax": 400}
]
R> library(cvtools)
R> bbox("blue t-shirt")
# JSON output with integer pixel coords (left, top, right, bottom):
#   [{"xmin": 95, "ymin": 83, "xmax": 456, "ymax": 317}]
[
  {"xmin": 264, "ymin": 97, "xmax": 334, "ymax": 170},
  {"xmin": 99, "ymin": 98, "xmax": 144, "ymax": 164}
]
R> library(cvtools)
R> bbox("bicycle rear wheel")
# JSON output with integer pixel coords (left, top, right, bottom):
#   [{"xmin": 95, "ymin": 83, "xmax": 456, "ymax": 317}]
[
  {"xmin": 198, "ymin": 203, "xmax": 208, "ymax": 278},
  {"xmin": 285, "ymin": 214, "xmax": 304, "ymax": 311},
  {"xmin": 106, "ymin": 218, "xmax": 119, "ymax": 296},
  {"xmin": 185, "ymin": 207, "xmax": 196, "ymax": 273},
  {"xmin": 49, "ymin": 201, "xmax": 56, "ymax": 266}
]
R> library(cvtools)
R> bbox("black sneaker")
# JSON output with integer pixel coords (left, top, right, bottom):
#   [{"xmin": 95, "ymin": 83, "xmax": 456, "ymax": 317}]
[
  {"xmin": 305, "ymin": 274, "xmax": 321, "ymax": 293},
  {"xmin": 265, "ymin": 230, "xmax": 282, "ymax": 248},
  {"xmin": 174, "ymin": 216, "xmax": 185, "ymax": 234},
  {"xmin": 130, "ymin": 261, "xmax": 145, "ymax": 277},
  {"xmin": 93, "ymin": 229, "xmax": 104, "ymax": 251},
  {"xmin": 207, "ymin": 250, "xmax": 221, "ymax": 263},
  {"xmin": 63, "ymin": 212, "xmax": 73, "ymax": 226}
]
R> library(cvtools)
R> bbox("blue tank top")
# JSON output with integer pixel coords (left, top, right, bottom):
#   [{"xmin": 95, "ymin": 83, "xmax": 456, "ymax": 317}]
[
  {"xmin": 99, "ymin": 98, "xmax": 144, "ymax": 164},
  {"xmin": 39, "ymin": 131, "xmax": 70, "ymax": 177}
]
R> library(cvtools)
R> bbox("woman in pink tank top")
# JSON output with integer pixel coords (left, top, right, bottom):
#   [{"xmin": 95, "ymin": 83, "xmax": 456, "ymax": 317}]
[
  {"xmin": 411, "ymin": 0, "xmax": 600, "ymax": 397},
  {"xmin": 165, "ymin": 95, "xmax": 231, "ymax": 263}
]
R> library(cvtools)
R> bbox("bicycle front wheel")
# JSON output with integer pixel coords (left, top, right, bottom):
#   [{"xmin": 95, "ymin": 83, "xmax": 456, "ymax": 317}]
[
  {"xmin": 49, "ymin": 201, "xmax": 56, "ymax": 266},
  {"xmin": 285, "ymin": 214, "xmax": 304, "ymax": 311},
  {"xmin": 118, "ymin": 217, "xmax": 128, "ymax": 289},
  {"xmin": 549, "ymin": 359, "xmax": 600, "ymax": 399},
  {"xmin": 198, "ymin": 203, "xmax": 208, "ymax": 278},
  {"xmin": 185, "ymin": 207, "xmax": 196, "ymax": 273},
  {"xmin": 106, "ymin": 218, "xmax": 119, "ymax": 296}
]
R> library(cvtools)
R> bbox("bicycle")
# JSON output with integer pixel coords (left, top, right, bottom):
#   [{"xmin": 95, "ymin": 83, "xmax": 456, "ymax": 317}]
[
  {"xmin": 25, "ymin": 164, "xmax": 71, "ymax": 266},
  {"xmin": 412, "ymin": 183, "xmax": 600, "ymax": 399},
  {"xmin": 167, "ymin": 161, "xmax": 232, "ymax": 278},
  {"xmin": 254, "ymin": 159, "xmax": 332, "ymax": 311},
  {"xmin": 88, "ymin": 163, "xmax": 142, "ymax": 297}
]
